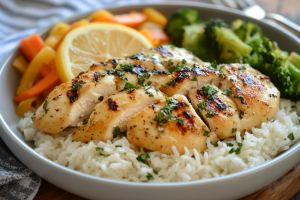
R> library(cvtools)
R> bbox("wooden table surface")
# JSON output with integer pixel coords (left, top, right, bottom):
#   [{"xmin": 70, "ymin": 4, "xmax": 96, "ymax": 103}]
[{"xmin": 34, "ymin": 0, "xmax": 300, "ymax": 199}]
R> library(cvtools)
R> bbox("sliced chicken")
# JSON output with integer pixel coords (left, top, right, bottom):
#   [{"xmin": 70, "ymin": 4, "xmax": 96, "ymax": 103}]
[
  {"xmin": 90, "ymin": 45, "xmax": 205, "ymax": 72},
  {"xmin": 216, "ymin": 64, "xmax": 280, "ymax": 131},
  {"xmin": 158, "ymin": 64, "xmax": 222, "ymax": 96},
  {"xmin": 127, "ymin": 95, "xmax": 216, "ymax": 155},
  {"xmin": 72, "ymin": 86, "xmax": 165, "ymax": 142},
  {"xmin": 33, "ymin": 65, "xmax": 166, "ymax": 134},
  {"xmin": 188, "ymin": 85, "xmax": 240, "ymax": 139}
]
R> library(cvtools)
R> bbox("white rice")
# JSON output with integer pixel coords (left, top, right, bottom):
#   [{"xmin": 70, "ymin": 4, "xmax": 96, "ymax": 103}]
[{"xmin": 18, "ymin": 99, "xmax": 300, "ymax": 182}]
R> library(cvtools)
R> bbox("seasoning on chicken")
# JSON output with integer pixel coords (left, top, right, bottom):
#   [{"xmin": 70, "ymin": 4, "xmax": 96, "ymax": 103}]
[
  {"xmin": 90, "ymin": 45, "xmax": 205, "ymax": 72},
  {"xmin": 127, "ymin": 95, "xmax": 218, "ymax": 155},
  {"xmin": 72, "ymin": 86, "xmax": 165, "ymax": 142},
  {"xmin": 188, "ymin": 85, "xmax": 240, "ymax": 139}
]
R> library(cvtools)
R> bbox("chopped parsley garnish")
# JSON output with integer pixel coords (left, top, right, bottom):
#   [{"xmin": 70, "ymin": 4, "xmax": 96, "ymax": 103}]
[
  {"xmin": 115, "ymin": 145, "xmax": 122, "ymax": 148},
  {"xmin": 100, "ymin": 72, "xmax": 106, "ymax": 77},
  {"xmin": 235, "ymin": 95, "xmax": 245, "ymax": 100},
  {"xmin": 120, "ymin": 76, "xmax": 134, "ymax": 89},
  {"xmin": 95, "ymin": 147, "xmax": 104, "ymax": 151},
  {"xmin": 43, "ymin": 99, "xmax": 49, "ymax": 114},
  {"xmin": 229, "ymin": 142, "xmax": 243, "ymax": 155},
  {"xmin": 182, "ymin": 59, "xmax": 187, "ymax": 65},
  {"xmin": 127, "ymin": 88, "xmax": 135, "ymax": 93},
  {"xmin": 98, "ymin": 153, "xmax": 110, "ymax": 157},
  {"xmin": 198, "ymin": 101, "xmax": 207, "ymax": 110},
  {"xmin": 136, "ymin": 147, "xmax": 150, "ymax": 166},
  {"xmin": 113, "ymin": 126, "xmax": 121, "ymax": 138},
  {"xmin": 98, "ymin": 96, "xmax": 104, "ymax": 101},
  {"xmin": 153, "ymin": 169, "xmax": 158, "ymax": 175},
  {"xmin": 227, "ymin": 143, "xmax": 234, "ymax": 147},
  {"xmin": 174, "ymin": 117, "xmax": 184, "ymax": 125},
  {"xmin": 206, "ymin": 110, "xmax": 215, "ymax": 118},
  {"xmin": 166, "ymin": 81, "xmax": 174, "ymax": 86},
  {"xmin": 130, "ymin": 96, "xmax": 133, "ymax": 99},
  {"xmin": 146, "ymin": 173, "xmax": 154, "ymax": 180},
  {"xmin": 148, "ymin": 92, "xmax": 154, "ymax": 97},
  {"xmin": 210, "ymin": 60, "xmax": 218, "ymax": 70},
  {"xmin": 239, "ymin": 65, "xmax": 247, "ymax": 70},
  {"xmin": 210, "ymin": 142, "xmax": 216, "ymax": 147},
  {"xmin": 154, "ymin": 97, "xmax": 178, "ymax": 125},
  {"xmin": 190, "ymin": 76, "xmax": 198, "ymax": 81},
  {"xmin": 184, "ymin": 102, "xmax": 190, "ymax": 107},
  {"xmin": 232, "ymin": 128, "xmax": 237, "ymax": 134},
  {"xmin": 219, "ymin": 65, "xmax": 224, "ymax": 74},
  {"xmin": 147, "ymin": 81, "xmax": 152, "ymax": 86},
  {"xmin": 72, "ymin": 81, "xmax": 84, "ymax": 91},
  {"xmin": 155, "ymin": 88, "xmax": 160, "ymax": 92},
  {"xmin": 203, "ymin": 128, "xmax": 210, "ymax": 136},
  {"xmin": 222, "ymin": 88, "xmax": 232, "ymax": 95},
  {"xmin": 202, "ymin": 85, "xmax": 218, "ymax": 100},
  {"xmin": 120, "ymin": 63, "xmax": 133, "ymax": 71},
  {"xmin": 288, "ymin": 133, "xmax": 295, "ymax": 140},
  {"xmin": 83, "ymin": 119, "xmax": 88, "ymax": 125}
]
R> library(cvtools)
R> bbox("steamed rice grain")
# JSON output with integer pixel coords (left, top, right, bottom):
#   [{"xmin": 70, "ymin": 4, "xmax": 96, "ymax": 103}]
[{"xmin": 18, "ymin": 99, "xmax": 300, "ymax": 182}]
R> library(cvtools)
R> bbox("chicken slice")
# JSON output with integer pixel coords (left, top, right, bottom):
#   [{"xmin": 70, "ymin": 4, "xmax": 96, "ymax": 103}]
[
  {"xmin": 188, "ymin": 86, "xmax": 240, "ymax": 139},
  {"xmin": 32, "ymin": 70, "xmax": 125, "ymax": 134},
  {"xmin": 72, "ymin": 86, "xmax": 165, "ymax": 142},
  {"xmin": 158, "ymin": 64, "xmax": 222, "ymax": 96},
  {"xmin": 89, "ymin": 45, "xmax": 205, "ymax": 72},
  {"xmin": 127, "ymin": 95, "xmax": 215, "ymax": 155},
  {"xmin": 218, "ymin": 64, "xmax": 280, "ymax": 131}
]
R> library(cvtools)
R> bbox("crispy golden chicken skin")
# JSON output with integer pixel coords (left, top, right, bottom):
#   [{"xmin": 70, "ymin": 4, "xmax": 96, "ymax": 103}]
[
  {"xmin": 72, "ymin": 86, "xmax": 165, "ymax": 142},
  {"xmin": 127, "ymin": 95, "xmax": 217, "ymax": 155}
]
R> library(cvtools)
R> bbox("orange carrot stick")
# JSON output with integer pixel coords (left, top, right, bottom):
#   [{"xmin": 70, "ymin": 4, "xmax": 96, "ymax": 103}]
[
  {"xmin": 150, "ymin": 29, "xmax": 170, "ymax": 43},
  {"xmin": 19, "ymin": 34, "xmax": 45, "ymax": 61},
  {"xmin": 14, "ymin": 68, "xmax": 60, "ymax": 103}
]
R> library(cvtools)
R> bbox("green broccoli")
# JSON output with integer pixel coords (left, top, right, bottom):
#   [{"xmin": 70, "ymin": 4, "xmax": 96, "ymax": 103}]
[
  {"xmin": 164, "ymin": 8, "xmax": 200, "ymax": 46},
  {"xmin": 204, "ymin": 19, "xmax": 253, "ymax": 63},
  {"xmin": 287, "ymin": 52, "xmax": 300, "ymax": 100},
  {"xmin": 182, "ymin": 24, "xmax": 219, "ymax": 62},
  {"xmin": 232, "ymin": 19, "xmax": 263, "ymax": 46}
]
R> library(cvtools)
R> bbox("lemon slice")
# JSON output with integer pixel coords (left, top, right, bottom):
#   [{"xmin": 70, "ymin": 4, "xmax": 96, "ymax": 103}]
[{"xmin": 56, "ymin": 23, "xmax": 152, "ymax": 82}]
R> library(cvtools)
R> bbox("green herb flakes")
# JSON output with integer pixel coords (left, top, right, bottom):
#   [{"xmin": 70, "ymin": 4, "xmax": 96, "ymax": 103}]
[
  {"xmin": 115, "ymin": 145, "xmax": 122, "ymax": 148},
  {"xmin": 146, "ymin": 173, "xmax": 154, "ymax": 180},
  {"xmin": 83, "ymin": 119, "xmax": 88, "ymax": 125},
  {"xmin": 98, "ymin": 153, "xmax": 110, "ymax": 157},
  {"xmin": 95, "ymin": 147, "xmax": 104, "ymax": 151},
  {"xmin": 136, "ymin": 147, "xmax": 150, "ymax": 166},
  {"xmin": 239, "ymin": 65, "xmax": 247, "ymax": 70},
  {"xmin": 206, "ymin": 110, "xmax": 215, "ymax": 118},
  {"xmin": 203, "ymin": 128, "xmax": 210, "ymax": 136},
  {"xmin": 154, "ymin": 97, "xmax": 178, "ymax": 125},
  {"xmin": 202, "ymin": 85, "xmax": 218, "ymax": 100},
  {"xmin": 288, "ymin": 133, "xmax": 295, "ymax": 140},
  {"xmin": 232, "ymin": 128, "xmax": 237, "ymax": 134},
  {"xmin": 98, "ymin": 96, "xmax": 104, "ymax": 101},
  {"xmin": 190, "ymin": 76, "xmax": 198, "ymax": 81},
  {"xmin": 153, "ymin": 169, "xmax": 158, "ymax": 175},
  {"xmin": 222, "ymin": 88, "xmax": 232, "ymax": 95},
  {"xmin": 120, "ymin": 76, "xmax": 134, "ymax": 89},
  {"xmin": 43, "ymin": 99, "xmax": 49, "ymax": 114},
  {"xmin": 227, "ymin": 143, "xmax": 234, "ymax": 147},
  {"xmin": 184, "ymin": 102, "xmax": 190, "ymax": 107},
  {"xmin": 113, "ymin": 126, "xmax": 121, "ymax": 138},
  {"xmin": 174, "ymin": 117, "xmax": 184, "ymax": 125},
  {"xmin": 198, "ymin": 101, "xmax": 207, "ymax": 110},
  {"xmin": 210, "ymin": 142, "xmax": 216, "ymax": 147}
]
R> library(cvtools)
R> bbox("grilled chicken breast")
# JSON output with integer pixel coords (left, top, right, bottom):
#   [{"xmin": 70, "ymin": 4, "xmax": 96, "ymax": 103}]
[
  {"xmin": 188, "ymin": 86, "xmax": 240, "ymax": 139},
  {"xmin": 90, "ymin": 45, "xmax": 204, "ymax": 72},
  {"xmin": 127, "ymin": 95, "xmax": 215, "ymax": 155},
  {"xmin": 72, "ymin": 86, "xmax": 165, "ymax": 142}
]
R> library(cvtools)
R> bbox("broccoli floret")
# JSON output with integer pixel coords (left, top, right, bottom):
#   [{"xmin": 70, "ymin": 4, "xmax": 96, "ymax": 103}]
[
  {"xmin": 286, "ymin": 52, "xmax": 300, "ymax": 100},
  {"xmin": 164, "ymin": 8, "xmax": 200, "ymax": 46},
  {"xmin": 232, "ymin": 19, "xmax": 263, "ymax": 46},
  {"xmin": 182, "ymin": 24, "xmax": 219, "ymax": 62},
  {"xmin": 205, "ymin": 19, "xmax": 252, "ymax": 63}
]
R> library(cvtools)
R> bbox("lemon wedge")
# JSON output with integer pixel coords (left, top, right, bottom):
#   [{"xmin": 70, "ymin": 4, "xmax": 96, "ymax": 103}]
[{"xmin": 56, "ymin": 23, "xmax": 152, "ymax": 81}]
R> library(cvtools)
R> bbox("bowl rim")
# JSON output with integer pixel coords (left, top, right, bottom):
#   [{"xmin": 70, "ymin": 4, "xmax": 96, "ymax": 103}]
[{"xmin": 1, "ymin": 0, "xmax": 300, "ymax": 188}]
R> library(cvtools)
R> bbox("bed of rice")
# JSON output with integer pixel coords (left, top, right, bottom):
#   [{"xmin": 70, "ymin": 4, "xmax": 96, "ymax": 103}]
[{"xmin": 18, "ymin": 99, "xmax": 300, "ymax": 183}]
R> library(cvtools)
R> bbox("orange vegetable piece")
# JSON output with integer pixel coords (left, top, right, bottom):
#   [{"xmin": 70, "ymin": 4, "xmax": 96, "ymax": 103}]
[
  {"xmin": 149, "ymin": 29, "xmax": 170, "ymax": 43},
  {"xmin": 16, "ymin": 96, "xmax": 38, "ymax": 117},
  {"xmin": 14, "ymin": 68, "xmax": 60, "ymax": 103},
  {"xmin": 113, "ymin": 13, "xmax": 147, "ymax": 27},
  {"xmin": 19, "ymin": 34, "xmax": 45, "ymax": 61}
]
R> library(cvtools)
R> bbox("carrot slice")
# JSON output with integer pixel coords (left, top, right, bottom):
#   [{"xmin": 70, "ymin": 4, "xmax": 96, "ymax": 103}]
[
  {"xmin": 113, "ymin": 13, "xmax": 147, "ymax": 27},
  {"xmin": 19, "ymin": 34, "xmax": 45, "ymax": 61},
  {"xmin": 14, "ymin": 68, "xmax": 60, "ymax": 103}
]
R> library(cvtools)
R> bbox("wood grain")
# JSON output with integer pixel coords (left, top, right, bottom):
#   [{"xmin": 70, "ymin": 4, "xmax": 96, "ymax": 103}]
[{"xmin": 34, "ymin": 0, "xmax": 300, "ymax": 199}]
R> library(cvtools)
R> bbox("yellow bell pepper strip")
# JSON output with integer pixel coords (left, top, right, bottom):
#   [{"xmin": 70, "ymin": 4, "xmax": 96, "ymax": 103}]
[
  {"xmin": 16, "ymin": 46, "xmax": 56, "ymax": 96},
  {"xmin": 16, "ymin": 96, "xmax": 38, "ymax": 117},
  {"xmin": 49, "ymin": 21, "xmax": 71, "ymax": 37},
  {"xmin": 12, "ymin": 55, "xmax": 28, "ymax": 74},
  {"xmin": 90, "ymin": 9, "xmax": 114, "ymax": 21},
  {"xmin": 14, "ymin": 68, "xmax": 60, "ymax": 103},
  {"xmin": 142, "ymin": 7, "xmax": 167, "ymax": 27}
]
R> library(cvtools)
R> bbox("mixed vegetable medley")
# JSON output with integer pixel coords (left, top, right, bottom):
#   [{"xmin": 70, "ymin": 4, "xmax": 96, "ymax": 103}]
[{"xmin": 12, "ymin": 7, "xmax": 300, "ymax": 118}]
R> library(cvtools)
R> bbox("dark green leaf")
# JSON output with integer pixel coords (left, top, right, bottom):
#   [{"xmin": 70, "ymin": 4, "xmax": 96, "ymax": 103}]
[
  {"xmin": 190, "ymin": 76, "xmax": 198, "ymax": 81},
  {"xmin": 113, "ymin": 126, "xmax": 121, "ymax": 138},
  {"xmin": 206, "ymin": 110, "xmax": 215, "ymax": 118},
  {"xmin": 232, "ymin": 128, "xmax": 237, "ymax": 134},
  {"xmin": 83, "ymin": 119, "xmax": 88, "ymax": 125},
  {"xmin": 227, "ymin": 143, "xmax": 234, "ymax": 147},
  {"xmin": 95, "ymin": 147, "xmax": 104, "ymax": 151},
  {"xmin": 146, "ymin": 173, "xmax": 154, "ymax": 180},
  {"xmin": 288, "ymin": 133, "xmax": 295, "ymax": 140},
  {"xmin": 174, "ymin": 117, "xmax": 184, "ymax": 125},
  {"xmin": 222, "ymin": 88, "xmax": 232, "ymax": 95},
  {"xmin": 98, "ymin": 153, "xmax": 110, "ymax": 157},
  {"xmin": 98, "ymin": 96, "xmax": 104, "ymax": 101},
  {"xmin": 198, "ymin": 101, "xmax": 207, "ymax": 110},
  {"xmin": 115, "ymin": 145, "xmax": 122, "ymax": 148}
]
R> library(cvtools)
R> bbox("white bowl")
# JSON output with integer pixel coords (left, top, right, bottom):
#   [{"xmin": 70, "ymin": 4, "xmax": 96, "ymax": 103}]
[{"xmin": 1, "ymin": 2, "xmax": 300, "ymax": 200}]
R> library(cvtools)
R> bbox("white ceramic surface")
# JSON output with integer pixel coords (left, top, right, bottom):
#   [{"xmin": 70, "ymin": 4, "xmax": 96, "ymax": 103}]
[{"xmin": 1, "ymin": 2, "xmax": 300, "ymax": 200}]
